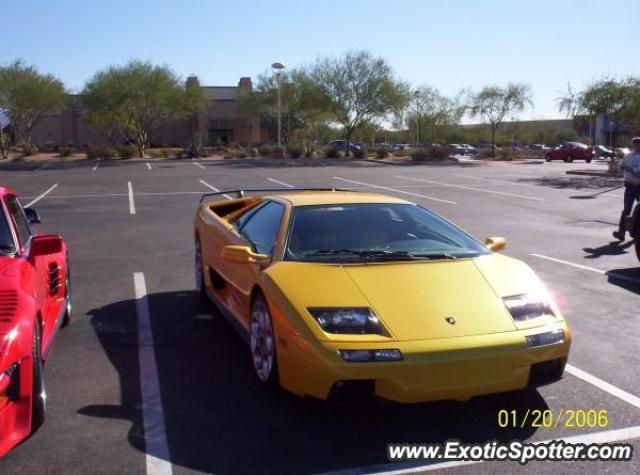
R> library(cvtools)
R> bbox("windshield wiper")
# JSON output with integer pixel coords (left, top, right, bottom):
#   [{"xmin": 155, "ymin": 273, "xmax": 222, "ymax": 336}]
[{"xmin": 302, "ymin": 249, "xmax": 459, "ymax": 261}]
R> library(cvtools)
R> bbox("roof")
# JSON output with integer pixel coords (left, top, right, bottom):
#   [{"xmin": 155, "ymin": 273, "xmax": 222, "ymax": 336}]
[{"xmin": 267, "ymin": 191, "xmax": 411, "ymax": 206}]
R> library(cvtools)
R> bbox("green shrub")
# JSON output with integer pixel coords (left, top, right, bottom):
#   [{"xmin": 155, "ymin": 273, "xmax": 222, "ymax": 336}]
[
  {"xmin": 375, "ymin": 146, "xmax": 388, "ymax": 159},
  {"xmin": 21, "ymin": 144, "xmax": 38, "ymax": 156},
  {"xmin": 58, "ymin": 146, "xmax": 74, "ymax": 157},
  {"xmin": 249, "ymin": 148, "xmax": 259, "ymax": 158},
  {"xmin": 117, "ymin": 145, "xmax": 136, "ymax": 159},
  {"xmin": 394, "ymin": 148, "xmax": 410, "ymax": 157},
  {"xmin": 324, "ymin": 145, "xmax": 339, "ymax": 158},
  {"xmin": 85, "ymin": 145, "xmax": 115, "ymax": 160},
  {"xmin": 411, "ymin": 146, "xmax": 451, "ymax": 161},
  {"xmin": 236, "ymin": 151, "xmax": 248, "ymax": 158},
  {"xmin": 258, "ymin": 144, "xmax": 274, "ymax": 157},
  {"xmin": 352, "ymin": 147, "xmax": 366, "ymax": 159},
  {"xmin": 288, "ymin": 146, "xmax": 303, "ymax": 159}
]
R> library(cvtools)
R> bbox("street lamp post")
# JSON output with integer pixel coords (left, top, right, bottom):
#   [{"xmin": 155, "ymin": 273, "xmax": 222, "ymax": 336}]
[{"xmin": 271, "ymin": 62, "xmax": 285, "ymax": 149}]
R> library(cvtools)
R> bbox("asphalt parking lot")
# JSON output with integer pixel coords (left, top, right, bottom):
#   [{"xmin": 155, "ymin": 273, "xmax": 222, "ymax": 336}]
[{"xmin": 0, "ymin": 156, "xmax": 639, "ymax": 475}]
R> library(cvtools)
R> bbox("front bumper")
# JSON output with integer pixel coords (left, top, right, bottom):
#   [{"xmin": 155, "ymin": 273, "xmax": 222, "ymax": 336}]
[{"xmin": 277, "ymin": 321, "xmax": 571, "ymax": 403}]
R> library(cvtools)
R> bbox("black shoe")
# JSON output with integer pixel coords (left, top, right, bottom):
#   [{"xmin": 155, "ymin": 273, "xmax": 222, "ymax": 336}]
[{"xmin": 612, "ymin": 230, "xmax": 625, "ymax": 241}]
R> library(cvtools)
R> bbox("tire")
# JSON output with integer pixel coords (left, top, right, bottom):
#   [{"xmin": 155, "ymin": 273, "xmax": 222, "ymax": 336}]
[
  {"xmin": 586, "ymin": 158, "xmax": 592, "ymax": 163},
  {"xmin": 62, "ymin": 259, "xmax": 71, "ymax": 327},
  {"xmin": 545, "ymin": 156, "xmax": 551, "ymax": 162},
  {"xmin": 195, "ymin": 238, "xmax": 206, "ymax": 299},
  {"xmin": 566, "ymin": 155, "xmax": 574, "ymax": 163},
  {"xmin": 250, "ymin": 293, "xmax": 279, "ymax": 387},
  {"xmin": 30, "ymin": 321, "xmax": 46, "ymax": 433}
]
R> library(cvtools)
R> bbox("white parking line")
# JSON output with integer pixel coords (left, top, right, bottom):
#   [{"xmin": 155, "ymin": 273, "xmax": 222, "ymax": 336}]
[
  {"xmin": 93, "ymin": 159, "xmax": 100, "ymax": 171},
  {"xmin": 267, "ymin": 177, "xmax": 294, "ymax": 188},
  {"xmin": 35, "ymin": 162, "xmax": 51, "ymax": 171},
  {"xmin": 146, "ymin": 163, "xmax": 152, "ymax": 171},
  {"xmin": 566, "ymin": 364, "xmax": 640, "ymax": 410},
  {"xmin": 24, "ymin": 184, "xmax": 58, "ymax": 208},
  {"xmin": 530, "ymin": 253, "xmax": 640, "ymax": 285},
  {"xmin": 133, "ymin": 273, "xmax": 173, "ymax": 475},
  {"xmin": 334, "ymin": 177, "xmax": 457, "ymax": 205},
  {"xmin": 192, "ymin": 162, "xmax": 205, "ymax": 170},
  {"xmin": 395, "ymin": 176, "xmax": 545, "ymax": 202},
  {"xmin": 128, "ymin": 181, "xmax": 136, "ymax": 214},
  {"xmin": 199, "ymin": 180, "xmax": 232, "ymax": 199}
]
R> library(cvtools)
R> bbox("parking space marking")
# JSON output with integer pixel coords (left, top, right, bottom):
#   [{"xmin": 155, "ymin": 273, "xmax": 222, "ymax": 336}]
[
  {"xmin": 199, "ymin": 179, "xmax": 232, "ymax": 199},
  {"xmin": 566, "ymin": 364, "xmax": 640, "ymax": 410},
  {"xmin": 358, "ymin": 426, "xmax": 640, "ymax": 475},
  {"xmin": 35, "ymin": 162, "xmax": 51, "ymax": 171},
  {"xmin": 395, "ymin": 176, "xmax": 545, "ymax": 202},
  {"xmin": 267, "ymin": 177, "xmax": 294, "ymax": 188},
  {"xmin": 530, "ymin": 253, "xmax": 640, "ymax": 285},
  {"xmin": 128, "ymin": 181, "xmax": 136, "ymax": 214},
  {"xmin": 333, "ymin": 177, "xmax": 457, "ymax": 205},
  {"xmin": 192, "ymin": 162, "xmax": 206, "ymax": 170},
  {"xmin": 24, "ymin": 184, "xmax": 58, "ymax": 208},
  {"xmin": 133, "ymin": 273, "xmax": 173, "ymax": 475},
  {"xmin": 93, "ymin": 159, "xmax": 100, "ymax": 171},
  {"xmin": 147, "ymin": 163, "xmax": 152, "ymax": 171}
]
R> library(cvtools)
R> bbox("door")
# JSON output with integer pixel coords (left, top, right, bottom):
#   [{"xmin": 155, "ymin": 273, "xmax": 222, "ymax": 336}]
[{"xmin": 225, "ymin": 201, "xmax": 285, "ymax": 327}]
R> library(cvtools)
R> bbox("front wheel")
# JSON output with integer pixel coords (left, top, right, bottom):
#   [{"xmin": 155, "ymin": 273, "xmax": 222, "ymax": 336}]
[
  {"xmin": 545, "ymin": 156, "xmax": 551, "ymax": 162},
  {"xmin": 566, "ymin": 155, "xmax": 574, "ymax": 163},
  {"xmin": 30, "ymin": 322, "xmax": 46, "ymax": 433},
  {"xmin": 250, "ymin": 293, "xmax": 279, "ymax": 386}
]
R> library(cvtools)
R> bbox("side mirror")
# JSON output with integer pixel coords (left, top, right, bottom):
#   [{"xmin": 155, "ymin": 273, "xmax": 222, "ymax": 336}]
[
  {"xmin": 30, "ymin": 235, "xmax": 63, "ymax": 258},
  {"xmin": 221, "ymin": 245, "xmax": 270, "ymax": 264},
  {"xmin": 25, "ymin": 208, "xmax": 41, "ymax": 225},
  {"xmin": 485, "ymin": 236, "xmax": 507, "ymax": 252}
]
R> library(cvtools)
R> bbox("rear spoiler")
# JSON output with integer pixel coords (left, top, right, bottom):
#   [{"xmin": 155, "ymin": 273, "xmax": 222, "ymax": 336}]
[{"xmin": 199, "ymin": 186, "xmax": 355, "ymax": 204}]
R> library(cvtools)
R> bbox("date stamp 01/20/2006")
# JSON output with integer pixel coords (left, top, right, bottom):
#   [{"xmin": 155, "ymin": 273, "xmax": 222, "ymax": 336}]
[{"xmin": 498, "ymin": 409, "xmax": 610, "ymax": 430}]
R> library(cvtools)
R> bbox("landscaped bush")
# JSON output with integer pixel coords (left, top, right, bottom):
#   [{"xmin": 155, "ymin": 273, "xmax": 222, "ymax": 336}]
[
  {"xmin": 236, "ymin": 150, "xmax": 248, "ymax": 158},
  {"xmin": 249, "ymin": 148, "xmax": 259, "ymax": 158},
  {"xmin": 394, "ymin": 148, "xmax": 410, "ymax": 157},
  {"xmin": 85, "ymin": 145, "xmax": 115, "ymax": 160},
  {"xmin": 352, "ymin": 147, "xmax": 366, "ymax": 159},
  {"xmin": 375, "ymin": 146, "xmax": 388, "ymax": 159},
  {"xmin": 117, "ymin": 145, "xmax": 137, "ymax": 159},
  {"xmin": 183, "ymin": 137, "xmax": 201, "ymax": 158},
  {"xmin": 324, "ymin": 145, "xmax": 339, "ymax": 158},
  {"xmin": 58, "ymin": 146, "xmax": 74, "ymax": 157},
  {"xmin": 258, "ymin": 144, "xmax": 274, "ymax": 157},
  {"xmin": 21, "ymin": 144, "xmax": 38, "ymax": 156},
  {"xmin": 478, "ymin": 149, "xmax": 494, "ymax": 159},
  {"xmin": 288, "ymin": 145, "xmax": 303, "ymax": 158},
  {"xmin": 410, "ymin": 146, "xmax": 451, "ymax": 161}
]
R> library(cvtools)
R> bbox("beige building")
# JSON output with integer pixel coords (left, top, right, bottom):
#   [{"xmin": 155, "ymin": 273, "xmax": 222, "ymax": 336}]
[{"xmin": 31, "ymin": 76, "xmax": 269, "ymax": 148}]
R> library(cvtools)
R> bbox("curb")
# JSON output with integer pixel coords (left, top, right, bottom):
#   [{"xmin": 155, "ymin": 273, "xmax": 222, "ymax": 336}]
[{"xmin": 566, "ymin": 170, "xmax": 622, "ymax": 178}]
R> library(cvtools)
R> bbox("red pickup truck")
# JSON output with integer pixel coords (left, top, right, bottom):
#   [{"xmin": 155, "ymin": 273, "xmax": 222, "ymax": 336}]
[{"xmin": 545, "ymin": 142, "xmax": 594, "ymax": 163}]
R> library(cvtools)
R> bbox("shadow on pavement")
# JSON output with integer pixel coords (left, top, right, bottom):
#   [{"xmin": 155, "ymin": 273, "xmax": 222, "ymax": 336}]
[
  {"xmin": 518, "ymin": 176, "xmax": 623, "ymax": 191},
  {"xmin": 583, "ymin": 240, "xmax": 635, "ymax": 259},
  {"xmin": 82, "ymin": 290, "xmax": 547, "ymax": 475}
]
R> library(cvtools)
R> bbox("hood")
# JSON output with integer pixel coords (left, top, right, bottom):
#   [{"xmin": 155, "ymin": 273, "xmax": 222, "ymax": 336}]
[{"xmin": 266, "ymin": 255, "xmax": 535, "ymax": 341}]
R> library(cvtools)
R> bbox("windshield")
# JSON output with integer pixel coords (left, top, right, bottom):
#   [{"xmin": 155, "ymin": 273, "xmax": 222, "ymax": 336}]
[
  {"xmin": 285, "ymin": 203, "xmax": 489, "ymax": 263},
  {"xmin": 0, "ymin": 207, "xmax": 16, "ymax": 254}
]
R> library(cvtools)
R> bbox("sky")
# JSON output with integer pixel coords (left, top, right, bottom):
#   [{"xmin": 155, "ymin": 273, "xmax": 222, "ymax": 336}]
[{"xmin": 3, "ymin": 0, "xmax": 639, "ymax": 121}]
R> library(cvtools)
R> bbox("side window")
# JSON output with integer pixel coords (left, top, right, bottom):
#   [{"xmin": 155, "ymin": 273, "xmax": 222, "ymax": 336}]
[
  {"xmin": 233, "ymin": 202, "xmax": 267, "ymax": 231},
  {"xmin": 5, "ymin": 196, "xmax": 32, "ymax": 249},
  {"xmin": 240, "ymin": 201, "xmax": 285, "ymax": 255}
]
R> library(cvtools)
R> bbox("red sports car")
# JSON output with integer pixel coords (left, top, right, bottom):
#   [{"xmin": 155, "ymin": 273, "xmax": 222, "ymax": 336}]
[
  {"xmin": 544, "ymin": 142, "xmax": 594, "ymax": 163},
  {"xmin": 0, "ymin": 186, "xmax": 70, "ymax": 457}
]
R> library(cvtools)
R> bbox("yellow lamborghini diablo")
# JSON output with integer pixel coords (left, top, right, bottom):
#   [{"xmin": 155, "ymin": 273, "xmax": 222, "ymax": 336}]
[{"xmin": 194, "ymin": 188, "xmax": 571, "ymax": 403}]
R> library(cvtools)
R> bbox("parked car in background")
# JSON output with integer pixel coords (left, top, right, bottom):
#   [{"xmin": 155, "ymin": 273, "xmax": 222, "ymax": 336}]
[
  {"xmin": 447, "ymin": 144, "xmax": 466, "ymax": 155},
  {"xmin": 615, "ymin": 147, "xmax": 630, "ymax": 159},
  {"xmin": 594, "ymin": 145, "xmax": 614, "ymax": 158},
  {"xmin": 544, "ymin": 142, "xmax": 594, "ymax": 163},
  {"xmin": 529, "ymin": 144, "xmax": 551, "ymax": 152},
  {"xmin": 460, "ymin": 144, "xmax": 477, "ymax": 155},
  {"xmin": 328, "ymin": 140, "xmax": 361, "ymax": 153},
  {"xmin": 476, "ymin": 144, "xmax": 501, "ymax": 154}
]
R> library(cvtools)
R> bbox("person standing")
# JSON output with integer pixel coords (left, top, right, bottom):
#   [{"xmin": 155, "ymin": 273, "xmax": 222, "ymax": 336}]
[{"xmin": 613, "ymin": 137, "xmax": 640, "ymax": 241}]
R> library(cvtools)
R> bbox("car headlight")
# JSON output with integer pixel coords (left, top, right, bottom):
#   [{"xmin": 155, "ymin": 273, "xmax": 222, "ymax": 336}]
[
  {"xmin": 307, "ymin": 307, "xmax": 386, "ymax": 335},
  {"xmin": 503, "ymin": 294, "xmax": 555, "ymax": 321}
]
